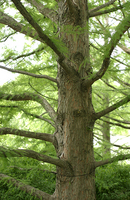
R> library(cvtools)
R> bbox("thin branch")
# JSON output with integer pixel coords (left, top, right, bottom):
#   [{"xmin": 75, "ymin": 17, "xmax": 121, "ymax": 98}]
[
  {"xmin": 0, "ymin": 146, "xmax": 68, "ymax": 168},
  {"xmin": 112, "ymin": 57, "xmax": 130, "ymax": 68},
  {"xmin": 0, "ymin": 173, "xmax": 53, "ymax": 200},
  {"xmin": 94, "ymin": 95, "xmax": 130, "ymax": 119},
  {"xmin": 90, "ymin": 43, "xmax": 130, "ymax": 68},
  {"xmin": 11, "ymin": 0, "xmax": 63, "ymax": 58},
  {"xmin": 114, "ymin": 76, "xmax": 130, "ymax": 87},
  {"xmin": 89, "ymin": 4, "xmax": 125, "ymax": 18},
  {"xmin": 0, "ymin": 105, "xmax": 55, "ymax": 127},
  {"xmin": 100, "ymin": 118, "xmax": 130, "ymax": 129},
  {"xmin": 101, "ymin": 79, "xmax": 128, "ymax": 95},
  {"xmin": 0, "ymin": 11, "xmax": 71, "ymax": 74},
  {"xmin": 21, "ymin": 110, "xmax": 56, "ymax": 127},
  {"xmin": 104, "ymin": 115, "xmax": 130, "ymax": 125},
  {"xmin": 0, "ymin": 46, "xmax": 45, "ymax": 62},
  {"xmin": 88, "ymin": 14, "xmax": 130, "ymax": 85},
  {"xmin": 102, "ymin": 79, "xmax": 116, "ymax": 90},
  {"xmin": 0, "ymin": 128, "xmax": 55, "ymax": 144},
  {"xmin": 0, "ymin": 92, "xmax": 57, "ymax": 121},
  {"xmin": 0, "ymin": 11, "xmax": 41, "ymax": 42},
  {"xmin": 95, "ymin": 154, "xmax": 130, "ymax": 168},
  {"xmin": 94, "ymin": 135, "xmax": 130, "ymax": 150},
  {"xmin": 118, "ymin": 43, "xmax": 130, "ymax": 54},
  {"xmin": 0, "ymin": 31, "xmax": 17, "ymax": 42},
  {"xmin": 0, "ymin": 65, "xmax": 57, "ymax": 83},
  {"xmin": 27, "ymin": 0, "xmax": 58, "ymax": 23},
  {"xmin": 28, "ymin": 80, "xmax": 57, "ymax": 101},
  {"xmin": 89, "ymin": 0, "xmax": 117, "ymax": 13}
]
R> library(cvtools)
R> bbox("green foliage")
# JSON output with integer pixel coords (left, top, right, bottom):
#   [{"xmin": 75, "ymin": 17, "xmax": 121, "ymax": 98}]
[
  {"xmin": 96, "ymin": 163, "xmax": 130, "ymax": 200},
  {"xmin": 1, "ymin": 161, "xmax": 130, "ymax": 200},
  {"xmin": 0, "ymin": 158, "xmax": 56, "ymax": 199}
]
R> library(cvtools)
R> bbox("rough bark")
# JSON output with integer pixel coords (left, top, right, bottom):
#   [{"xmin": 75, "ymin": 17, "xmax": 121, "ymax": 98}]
[{"xmin": 53, "ymin": 1, "xmax": 96, "ymax": 199}]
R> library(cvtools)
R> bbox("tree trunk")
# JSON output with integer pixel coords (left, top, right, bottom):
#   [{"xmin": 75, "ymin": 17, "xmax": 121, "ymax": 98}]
[{"xmin": 53, "ymin": 1, "xmax": 96, "ymax": 199}]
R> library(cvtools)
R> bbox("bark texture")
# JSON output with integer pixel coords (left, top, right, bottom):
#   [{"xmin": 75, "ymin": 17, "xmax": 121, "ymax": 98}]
[{"xmin": 53, "ymin": 1, "xmax": 96, "ymax": 199}]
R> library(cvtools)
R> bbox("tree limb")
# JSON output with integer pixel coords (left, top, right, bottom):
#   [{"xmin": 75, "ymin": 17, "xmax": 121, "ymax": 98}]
[
  {"xmin": 0, "ymin": 11, "xmax": 41, "ymax": 42},
  {"xmin": 0, "ymin": 92, "xmax": 57, "ymax": 121},
  {"xmin": 11, "ymin": 0, "xmax": 63, "ymax": 58},
  {"xmin": 89, "ymin": 4, "xmax": 125, "ymax": 18},
  {"xmin": 118, "ymin": 43, "xmax": 130, "ymax": 54},
  {"xmin": 90, "ymin": 43, "xmax": 130, "ymax": 68},
  {"xmin": 95, "ymin": 154, "xmax": 130, "ymax": 168},
  {"xmin": 94, "ymin": 95, "xmax": 130, "ymax": 119},
  {"xmin": 0, "ymin": 173, "xmax": 54, "ymax": 200},
  {"xmin": 89, "ymin": 0, "xmax": 117, "ymax": 13},
  {"xmin": 100, "ymin": 118, "xmax": 130, "ymax": 129},
  {"xmin": 0, "ymin": 31, "xmax": 17, "ymax": 42},
  {"xmin": 0, "ymin": 105, "xmax": 56, "ymax": 127},
  {"xmin": 0, "ymin": 127, "xmax": 55, "ymax": 143},
  {"xmin": 88, "ymin": 14, "xmax": 130, "ymax": 84},
  {"xmin": 94, "ymin": 134, "xmax": 130, "ymax": 150},
  {"xmin": 0, "ymin": 46, "xmax": 45, "ymax": 62},
  {"xmin": 0, "ymin": 65, "xmax": 57, "ymax": 83},
  {"xmin": 102, "ymin": 79, "xmax": 128, "ymax": 95},
  {"xmin": 114, "ymin": 76, "xmax": 130, "ymax": 87},
  {"xmin": 0, "ymin": 146, "xmax": 68, "ymax": 168},
  {"xmin": 27, "ymin": 0, "xmax": 58, "ymax": 23},
  {"xmin": 0, "ymin": 11, "xmax": 71, "ymax": 74},
  {"xmin": 104, "ymin": 115, "xmax": 130, "ymax": 124}
]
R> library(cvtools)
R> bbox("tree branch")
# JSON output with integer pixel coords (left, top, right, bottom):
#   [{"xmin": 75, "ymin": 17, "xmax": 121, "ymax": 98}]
[
  {"xmin": 104, "ymin": 115, "xmax": 130, "ymax": 125},
  {"xmin": 0, "ymin": 11, "xmax": 71, "ymax": 74},
  {"xmin": 88, "ymin": 14, "xmax": 130, "ymax": 84},
  {"xmin": 0, "ymin": 127, "xmax": 55, "ymax": 143},
  {"xmin": 11, "ymin": 0, "xmax": 64, "ymax": 58},
  {"xmin": 0, "ymin": 173, "xmax": 54, "ymax": 200},
  {"xmin": 95, "ymin": 134, "xmax": 130, "ymax": 150},
  {"xmin": 90, "ymin": 43, "xmax": 130, "ymax": 69},
  {"xmin": 118, "ymin": 43, "xmax": 130, "ymax": 54},
  {"xmin": 0, "ymin": 11, "xmax": 41, "ymax": 42},
  {"xmin": 0, "ymin": 65, "xmax": 57, "ymax": 83},
  {"xmin": 89, "ymin": 4, "xmax": 125, "ymax": 18},
  {"xmin": 0, "ymin": 105, "xmax": 56, "ymax": 127},
  {"xmin": 0, "ymin": 92, "xmax": 57, "ymax": 121},
  {"xmin": 100, "ymin": 119, "xmax": 130, "ymax": 129},
  {"xmin": 114, "ymin": 76, "xmax": 130, "ymax": 87},
  {"xmin": 102, "ymin": 79, "xmax": 127, "ymax": 95},
  {"xmin": 94, "ymin": 95, "xmax": 130, "ymax": 119},
  {"xmin": 89, "ymin": 0, "xmax": 117, "ymax": 13},
  {"xmin": 0, "ymin": 31, "xmax": 17, "ymax": 42},
  {"xmin": 0, "ymin": 146, "xmax": 68, "ymax": 168},
  {"xmin": 0, "ymin": 46, "xmax": 45, "ymax": 62},
  {"xmin": 95, "ymin": 154, "xmax": 130, "ymax": 168},
  {"xmin": 27, "ymin": 0, "xmax": 58, "ymax": 23}
]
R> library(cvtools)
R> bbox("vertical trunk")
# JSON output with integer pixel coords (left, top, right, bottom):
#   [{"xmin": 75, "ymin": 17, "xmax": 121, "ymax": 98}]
[{"xmin": 53, "ymin": 1, "xmax": 96, "ymax": 199}]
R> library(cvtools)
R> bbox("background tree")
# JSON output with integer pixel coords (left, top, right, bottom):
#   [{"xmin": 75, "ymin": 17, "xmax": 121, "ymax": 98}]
[{"xmin": 0, "ymin": 0, "xmax": 130, "ymax": 200}]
